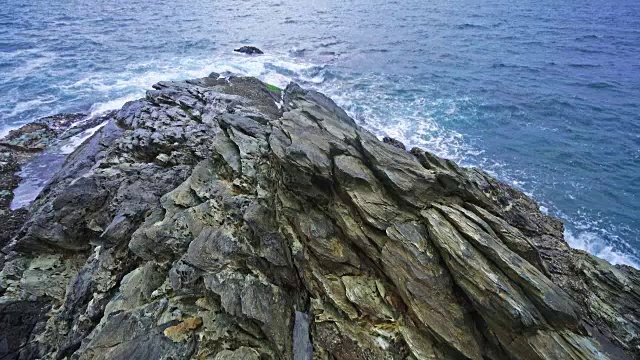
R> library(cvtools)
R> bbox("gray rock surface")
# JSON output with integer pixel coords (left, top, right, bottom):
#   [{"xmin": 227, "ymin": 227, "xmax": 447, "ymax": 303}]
[{"xmin": 1, "ymin": 74, "xmax": 639, "ymax": 359}]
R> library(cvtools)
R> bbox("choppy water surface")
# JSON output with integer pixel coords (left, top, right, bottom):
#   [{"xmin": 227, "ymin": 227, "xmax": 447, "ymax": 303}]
[{"xmin": 1, "ymin": 0, "xmax": 639, "ymax": 266}]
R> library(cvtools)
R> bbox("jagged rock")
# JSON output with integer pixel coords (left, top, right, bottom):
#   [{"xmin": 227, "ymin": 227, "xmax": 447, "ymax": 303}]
[
  {"xmin": 0, "ymin": 299, "xmax": 49, "ymax": 360},
  {"xmin": 0, "ymin": 74, "xmax": 638, "ymax": 360},
  {"xmin": 382, "ymin": 136, "xmax": 406, "ymax": 150}
]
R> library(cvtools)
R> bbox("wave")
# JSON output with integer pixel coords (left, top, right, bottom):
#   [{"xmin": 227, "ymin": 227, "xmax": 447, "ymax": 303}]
[
  {"xmin": 88, "ymin": 94, "xmax": 142, "ymax": 118},
  {"xmin": 567, "ymin": 63, "xmax": 601, "ymax": 68},
  {"xmin": 7, "ymin": 96, "xmax": 59, "ymax": 117},
  {"xmin": 565, "ymin": 230, "xmax": 639, "ymax": 268},
  {"xmin": 0, "ymin": 51, "xmax": 57, "ymax": 81},
  {"xmin": 575, "ymin": 34, "xmax": 602, "ymax": 41},
  {"xmin": 586, "ymin": 81, "xmax": 617, "ymax": 89},
  {"xmin": 0, "ymin": 96, "xmax": 60, "ymax": 138},
  {"xmin": 455, "ymin": 23, "xmax": 488, "ymax": 30}
]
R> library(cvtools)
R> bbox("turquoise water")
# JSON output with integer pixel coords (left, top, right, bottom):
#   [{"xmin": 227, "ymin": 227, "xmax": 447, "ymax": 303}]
[{"xmin": 1, "ymin": 0, "xmax": 639, "ymax": 266}]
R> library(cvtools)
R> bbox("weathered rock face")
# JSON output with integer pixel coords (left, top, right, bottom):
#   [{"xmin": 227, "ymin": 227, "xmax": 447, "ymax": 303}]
[{"xmin": 1, "ymin": 74, "xmax": 639, "ymax": 360}]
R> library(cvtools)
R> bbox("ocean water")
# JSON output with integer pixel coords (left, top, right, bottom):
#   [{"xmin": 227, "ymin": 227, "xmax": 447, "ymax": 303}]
[{"xmin": 1, "ymin": 0, "xmax": 639, "ymax": 266}]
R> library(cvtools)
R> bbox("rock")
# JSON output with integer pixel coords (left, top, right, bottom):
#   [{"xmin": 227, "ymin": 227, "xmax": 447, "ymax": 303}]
[
  {"xmin": 214, "ymin": 347, "xmax": 260, "ymax": 360},
  {"xmin": 76, "ymin": 301, "xmax": 196, "ymax": 360},
  {"xmin": 234, "ymin": 46, "xmax": 264, "ymax": 55},
  {"xmin": 0, "ymin": 299, "xmax": 49, "ymax": 360},
  {"xmin": 164, "ymin": 317, "xmax": 203, "ymax": 342},
  {"xmin": 0, "ymin": 74, "xmax": 638, "ymax": 360},
  {"xmin": 382, "ymin": 136, "xmax": 406, "ymax": 150}
]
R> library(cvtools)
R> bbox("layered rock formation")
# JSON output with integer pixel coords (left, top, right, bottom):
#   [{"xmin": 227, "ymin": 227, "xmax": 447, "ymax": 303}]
[{"xmin": 0, "ymin": 74, "xmax": 638, "ymax": 360}]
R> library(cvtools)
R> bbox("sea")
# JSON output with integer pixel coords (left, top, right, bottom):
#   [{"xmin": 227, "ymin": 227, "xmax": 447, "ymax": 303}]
[{"xmin": 1, "ymin": 0, "xmax": 639, "ymax": 267}]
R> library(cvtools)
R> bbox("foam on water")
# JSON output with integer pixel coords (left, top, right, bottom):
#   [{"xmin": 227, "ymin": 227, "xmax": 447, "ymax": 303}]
[
  {"xmin": 7, "ymin": 96, "xmax": 59, "ymax": 118},
  {"xmin": 565, "ymin": 230, "xmax": 639, "ymax": 268},
  {"xmin": 58, "ymin": 52, "xmax": 326, "ymax": 121},
  {"xmin": 0, "ymin": 127, "xmax": 12, "ymax": 140},
  {"xmin": 4, "ymin": 51, "xmax": 57, "ymax": 81},
  {"xmin": 88, "ymin": 94, "xmax": 142, "ymax": 118},
  {"xmin": 322, "ymin": 81, "xmax": 478, "ymax": 164}
]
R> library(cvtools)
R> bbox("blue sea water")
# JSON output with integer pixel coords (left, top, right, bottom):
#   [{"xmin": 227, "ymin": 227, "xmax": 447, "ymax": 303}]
[{"xmin": 1, "ymin": 0, "xmax": 639, "ymax": 266}]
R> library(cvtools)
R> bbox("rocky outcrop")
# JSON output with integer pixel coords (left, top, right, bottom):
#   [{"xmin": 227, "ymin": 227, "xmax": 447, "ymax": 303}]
[{"xmin": 1, "ymin": 74, "xmax": 639, "ymax": 360}]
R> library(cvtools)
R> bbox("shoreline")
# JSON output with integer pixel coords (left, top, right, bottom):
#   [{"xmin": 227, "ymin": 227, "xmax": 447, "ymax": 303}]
[{"xmin": 2, "ymin": 94, "xmax": 637, "ymax": 269}]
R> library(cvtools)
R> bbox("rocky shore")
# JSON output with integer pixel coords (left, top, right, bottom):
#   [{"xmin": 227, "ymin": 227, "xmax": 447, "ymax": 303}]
[{"xmin": 0, "ymin": 74, "xmax": 638, "ymax": 359}]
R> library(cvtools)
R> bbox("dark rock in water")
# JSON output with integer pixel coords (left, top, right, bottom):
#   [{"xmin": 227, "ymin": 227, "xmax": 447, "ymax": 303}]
[
  {"xmin": 383, "ymin": 136, "xmax": 406, "ymax": 150},
  {"xmin": 233, "ymin": 46, "xmax": 264, "ymax": 55},
  {"xmin": 0, "ymin": 75, "xmax": 639, "ymax": 360}
]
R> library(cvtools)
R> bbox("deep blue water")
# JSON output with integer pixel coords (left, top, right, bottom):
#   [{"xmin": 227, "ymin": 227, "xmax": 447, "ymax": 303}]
[{"xmin": 1, "ymin": 0, "xmax": 639, "ymax": 266}]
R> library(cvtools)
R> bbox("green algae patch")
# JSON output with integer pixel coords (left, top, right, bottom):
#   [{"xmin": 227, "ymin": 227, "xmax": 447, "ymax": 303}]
[{"xmin": 266, "ymin": 83, "xmax": 281, "ymax": 92}]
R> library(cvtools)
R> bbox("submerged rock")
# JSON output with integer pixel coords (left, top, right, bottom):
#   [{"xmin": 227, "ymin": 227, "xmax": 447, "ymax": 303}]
[
  {"xmin": 0, "ymin": 74, "xmax": 639, "ymax": 359},
  {"xmin": 234, "ymin": 46, "xmax": 264, "ymax": 55}
]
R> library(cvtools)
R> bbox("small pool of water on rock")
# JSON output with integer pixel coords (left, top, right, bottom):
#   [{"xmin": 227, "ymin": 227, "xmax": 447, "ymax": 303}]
[{"xmin": 10, "ymin": 119, "xmax": 109, "ymax": 210}]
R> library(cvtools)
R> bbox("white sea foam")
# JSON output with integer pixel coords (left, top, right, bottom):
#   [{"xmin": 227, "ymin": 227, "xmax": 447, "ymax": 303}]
[
  {"xmin": 1, "ymin": 96, "xmax": 59, "ymax": 138},
  {"xmin": 88, "ymin": 94, "xmax": 142, "ymax": 118},
  {"xmin": 5, "ymin": 51, "xmax": 57, "ymax": 81},
  {"xmin": 60, "ymin": 120, "xmax": 108, "ymax": 154},
  {"xmin": 8, "ymin": 96, "xmax": 58, "ymax": 117},
  {"xmin": 324, "ymin": 83, "xmax": 475, "ymax": 164},
  {"xmin": 0, "ymin": 127, "xmax": 12, "ymax": 140},
  {"xmin": 565, "ymin": 230, "xmax": 639, "ymax": 268},
  {"xmin": 66, "ymin": 52, "xmax": 323, "ymax": 122}
]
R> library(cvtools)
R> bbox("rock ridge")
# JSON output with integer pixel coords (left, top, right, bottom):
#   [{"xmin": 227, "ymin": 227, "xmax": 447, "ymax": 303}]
[{"xmin": 0, "ymin": 73, "xmax": 638, "ymax": 360}]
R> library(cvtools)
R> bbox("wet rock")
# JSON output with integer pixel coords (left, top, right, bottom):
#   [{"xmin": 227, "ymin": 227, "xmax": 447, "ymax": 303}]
[
  {"xmin": 234, "ymin": 46, "xmax": 264, "ymax": 55},
  {"xmin": 0, "ymin": 113, "xmax": 96, "ymax": 249},
  {"xmin": 292, "ymin": 311, "xmax": 312, "ymax": 360},
  {"xmin": 0, "ymin": 113, "xmax": 86, "ymax": 152},
  {"xmin": 0, "ymin": 75, "xmax": 638, "ymax": 360}
]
